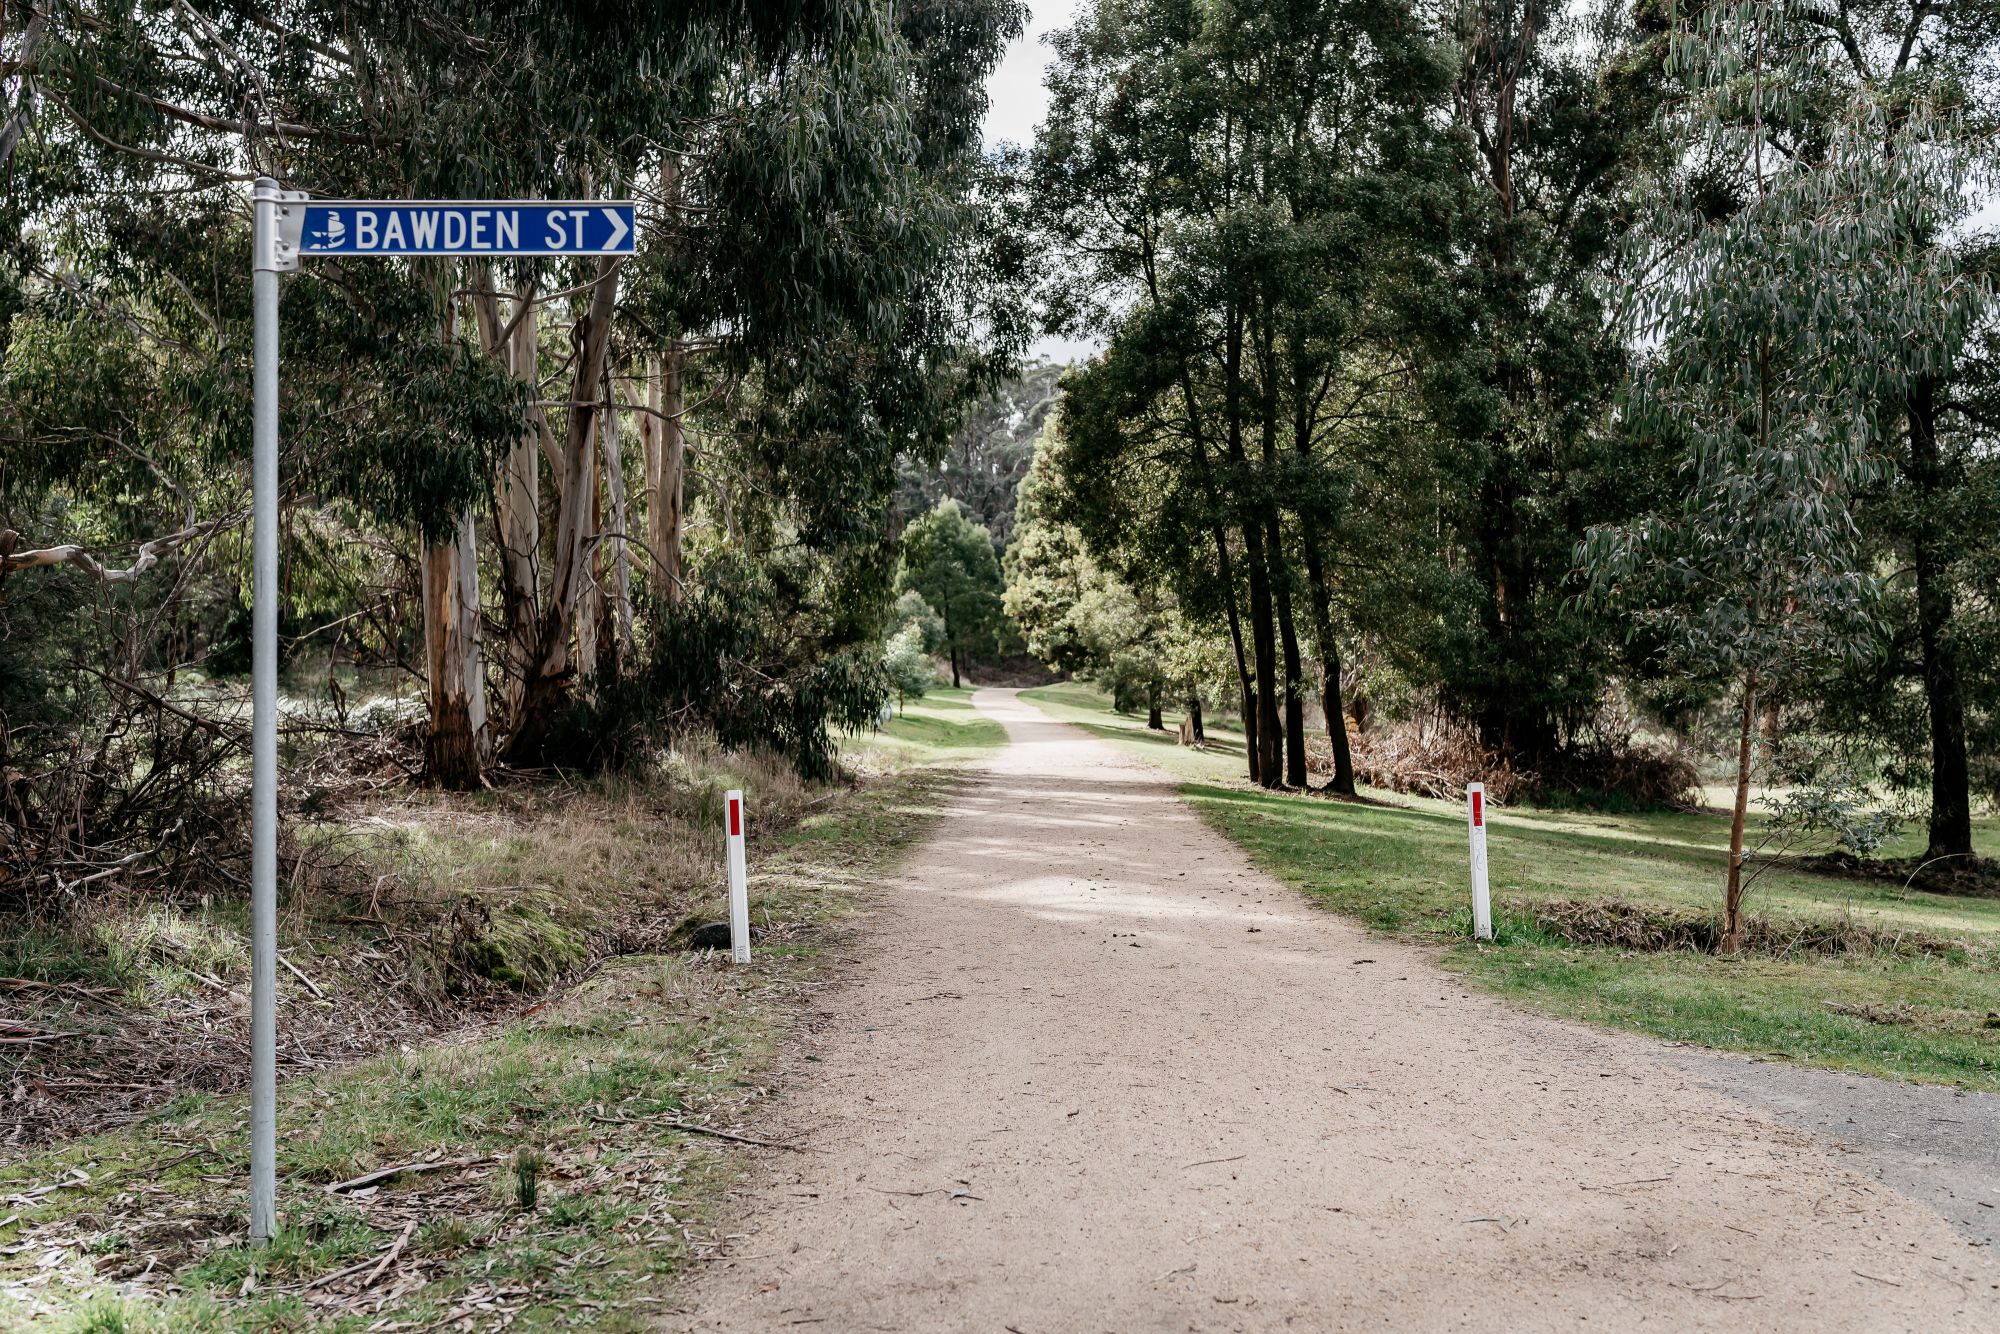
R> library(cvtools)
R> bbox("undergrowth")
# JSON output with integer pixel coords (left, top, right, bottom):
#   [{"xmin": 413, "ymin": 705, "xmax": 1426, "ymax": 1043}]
[{"xmin": 0, "ymin": 690, "xmax": 987, "ymax": 1330}]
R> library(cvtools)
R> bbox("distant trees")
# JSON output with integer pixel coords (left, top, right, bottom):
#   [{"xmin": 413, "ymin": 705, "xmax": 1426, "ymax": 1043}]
[
  {"xmin": 1006, "ymin": 444, "xmax": 1177, "ymax": 726},
  {"xmin": 896, "ymin": 362, "xmax": 1066, "ymax": 549},
  {"xmin": 1010, "ymin": 0, "xmax": 1999, "ymax": 893},
  {"xmin": 1030, "ymin": 0, "xmax": 1449, "ymax": 791},
  {"xmin": 897, "ymin": 499, "xmax": 1007, "ymax": 688}
]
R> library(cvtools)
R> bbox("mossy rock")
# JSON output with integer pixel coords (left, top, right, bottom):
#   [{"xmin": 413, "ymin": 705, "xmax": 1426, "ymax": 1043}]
[{"xmin": 458, "ymin": 901, "xmax": 587, "ymax": 989}]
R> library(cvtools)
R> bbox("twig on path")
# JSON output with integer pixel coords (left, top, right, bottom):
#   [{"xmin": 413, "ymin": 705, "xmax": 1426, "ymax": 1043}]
[
  {"xmin": 1675, "ymin": 1280, "xmax": 1762, "ymax": 1300},
  {"xmin": 278, "ymin": 953, "xmax": 325, "ymax": 999},
  {"xmin": 587, "ymin": 1109, "xmax": 805, "ymax": 1151},
  {"xmin": 325, "ymin": 1156, "xmax": 481, "ymax": 1194},
  {"xmin": 362, "ymin": 1219, "xmax": 416, "ymax": 1288},
  {"xmin": 1579, "ymin": 1175, "xmax": 1673, "ymax": 1191},
  {"xmin": 1185, "ymin": 1154, "xmax": 1246, "ymax": 1168},
  {"xmin": 660, "ymin": 1119, "xmax": 806, "ymax": 1151},
  {"xmin": 867, "ymin": 1186, "xmax": 983, "ymax": 1201},
  {"xmin": 1852, "ymin": 1270, "xmax": 1902, "ymax": 1287}
]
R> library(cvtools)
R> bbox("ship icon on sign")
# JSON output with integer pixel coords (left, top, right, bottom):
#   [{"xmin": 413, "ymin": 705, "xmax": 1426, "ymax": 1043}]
[{"xmin": 307, "ymin": 212, "xmax": 346, "ymax": 248}]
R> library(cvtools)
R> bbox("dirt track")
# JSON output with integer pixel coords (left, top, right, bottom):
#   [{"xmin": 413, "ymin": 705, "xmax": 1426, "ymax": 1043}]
[{"xmin": 671, "ymin": 689, "xmax": 1998, "ymax": 1331}]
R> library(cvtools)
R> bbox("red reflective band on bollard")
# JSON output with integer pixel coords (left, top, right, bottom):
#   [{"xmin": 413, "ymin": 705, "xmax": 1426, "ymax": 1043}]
[
  {"xmin": 729, "ymin": 798, "xmax": 741, "ymax": 837},
  {"xmin": 1471, "ymin": 789, "xmax": 1483, "ymax": 827}
]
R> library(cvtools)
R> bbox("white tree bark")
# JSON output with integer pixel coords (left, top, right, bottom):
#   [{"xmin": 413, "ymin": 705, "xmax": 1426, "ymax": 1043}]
[
  {"xmin": 601, "ymin": 365, "xmax": 637, "ymax": 659},
  {"xmin": 0, "ymin": 513, "xmax": 238, "ymax": 584}
]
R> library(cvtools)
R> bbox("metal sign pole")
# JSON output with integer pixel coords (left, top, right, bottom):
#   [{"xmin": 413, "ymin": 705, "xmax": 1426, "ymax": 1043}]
[
  {"xmin": 237, "ymin": 185, "xmax": 630, "ymax": 1244},
  {"xmin": 249, "ymin": 176, "xmax": 283, "ymax": 1243}
]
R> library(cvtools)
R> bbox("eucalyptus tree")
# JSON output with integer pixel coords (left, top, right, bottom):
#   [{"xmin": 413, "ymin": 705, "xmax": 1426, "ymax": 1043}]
[
  {"xmin": 8, "ymin": 0, "xmax": 1027, "ymax": 786},
  {"xmin": 1406, "ymin": 0, "xmax": 1664, "ymax": 769},
  {"xmin": 7, "ymin": 1, "xmax": 856, "ymax": 782},
  {"xmin": 1031, "ymin": 0, "xmax": 1449, "ymax": 789},
  {"xmin": 1781, "ymin": 0, "xmax": 2000, "ymax": 865},
  {"xmin": 1585, "ymin": 0, "xmax": 1983, "ymax": 949}
]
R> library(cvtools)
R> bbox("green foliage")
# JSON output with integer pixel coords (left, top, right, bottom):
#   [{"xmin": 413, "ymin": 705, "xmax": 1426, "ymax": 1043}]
[
  {"xmin": 895, "ymin": 361, "xmax": 1065, "ymax": 547},
  {"xmin": 602, "ymin": 558, "xmax": 893, "ymax": 782},
  {"xmin": 889, "ymin": 590, "xmax": 948, "ymax": 656},
  {"xmin": 1765, "ymin": 746, "xmax": 1904, "ymax": 859},
  {"xmin": 1005, "ymin": 433, "xmax": 1197, "ymax": 714},
  {"xmin": 896, "ymin": 497, "xmax": 1007, "ymax": 681},
  {"xmin": 882, "ymin": 624, "xmax": 937, "ymax": 710},
  {"xmin": 515, "ymin": 1148, "xmax": 546, "ymax": 1213},
  {"xmin": 1587, "ymin": 0, "xmax": 1984, "ymax": 716}
]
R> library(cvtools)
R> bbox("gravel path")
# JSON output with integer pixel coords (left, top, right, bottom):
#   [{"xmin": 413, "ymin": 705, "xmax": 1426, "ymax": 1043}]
[{"xmin": 671, "ymin": 689, "xmax": 1998, "ymax": 1331}]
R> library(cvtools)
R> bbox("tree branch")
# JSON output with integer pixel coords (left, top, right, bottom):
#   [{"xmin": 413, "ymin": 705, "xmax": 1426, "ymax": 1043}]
[
  {"xmin": 86, "ymin": 73, "xmax": 393, "ymax": 146},
  {"xmin": 0, "ymin": 510, "xmax": 246, "ymax": 587}
]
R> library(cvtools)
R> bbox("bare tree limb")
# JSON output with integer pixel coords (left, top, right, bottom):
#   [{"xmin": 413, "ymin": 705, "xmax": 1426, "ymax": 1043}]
[{"xmin": 0, "ymin": 510, "xmax": 246, "ymax": 586}]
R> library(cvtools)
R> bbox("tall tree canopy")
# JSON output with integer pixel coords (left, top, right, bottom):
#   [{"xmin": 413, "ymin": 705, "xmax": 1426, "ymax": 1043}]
[{"xmin": 2, "ymin": 0, "xmax": 1026, "ymax": 898}]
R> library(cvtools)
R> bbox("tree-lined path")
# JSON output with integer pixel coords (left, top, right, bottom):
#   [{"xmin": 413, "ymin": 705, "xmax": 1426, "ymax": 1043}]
[{"xmin": 673, "ymin": 691, "xmax": 1995, "ymax": 1331}]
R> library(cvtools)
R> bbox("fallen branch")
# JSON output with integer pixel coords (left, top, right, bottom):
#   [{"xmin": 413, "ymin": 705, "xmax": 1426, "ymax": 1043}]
[
  {"xmin": 586, "ymin": 1108, "xmax": 802, "ymax": 1151},
  {"xmin": 1579, "ymin": 1175, "xmax": 1674, "ymax": 1191},
  {"xmin": 361, "ymin": 1219, "xmax": 416, "ymax": 1289},
  {"xmin": 279, "ymin": 953, "xmax": 326, "ymax": 1000},
  {"xmin": 324, "ymin": 1155, "xmax": 482, "ymax": 1194}
]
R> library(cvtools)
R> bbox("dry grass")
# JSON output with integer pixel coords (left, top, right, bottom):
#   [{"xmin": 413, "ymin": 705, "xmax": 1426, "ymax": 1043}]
[
  {"xmin": 0, "ymin": 701, "xmax": 984, "ymax": 1331},
  {"xmin": 1, "ymin": 731, "xmax": 831, "ymax": 1149},
  {"xmin": 1510, "ymin": 897, "xmax": 1969, "ymax": 960}
]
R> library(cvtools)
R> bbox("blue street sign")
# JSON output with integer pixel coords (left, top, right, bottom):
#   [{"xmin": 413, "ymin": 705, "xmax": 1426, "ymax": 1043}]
[{"xmin": 289, "ymin": 200, "xmax": 635, "ymax": 258}]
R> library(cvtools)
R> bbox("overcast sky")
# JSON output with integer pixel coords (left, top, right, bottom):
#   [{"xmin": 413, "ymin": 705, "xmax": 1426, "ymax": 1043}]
[{"xmin": 983, "ymin": 1, "xmax": 1080, "ymax": 154}]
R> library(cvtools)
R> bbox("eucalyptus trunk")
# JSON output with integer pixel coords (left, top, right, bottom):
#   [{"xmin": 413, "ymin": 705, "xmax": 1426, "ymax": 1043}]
[
  {"xmin": 600, "ymin": 366, "xmax": 637, "ymax": 663},
  {"xmin": 421, "ymin": 262, "xmax": 484, "ymax": 788},
  {"xmin": 1269, "ymin": 519, "xmax": 1308, "ymax": 789},
  {"xmin": 1906, "ymin": 375, "xmax": 1974, "ymax": 862},
  {"xmin": 650, "ymin": 345, "xmax": 687, "ymax": 601},
  {"xmin": 1224, "ymin": 317, "xmax": 1281, "ymax": 787},
  {"xmin": 505, "ymin": 255, "xmax": 620, "ymax": 764},
  {"xmin": 472, "ymin": 268, "xmax": 544, "ymax": 726},
  {"xmin": 421, "ymin": 526, "xmax": 484, "ymax": 788},
  {"xmin": 1242, "ymin": 525, "xmax": 1283, "ymax": 788},
  {"xmin": 1722, "ymin": 669, "xmax": 1758, "ymax": 956},
  {"xmin": 1300, "ymin": 531, "xmax": 1355, "ymax": 795}
]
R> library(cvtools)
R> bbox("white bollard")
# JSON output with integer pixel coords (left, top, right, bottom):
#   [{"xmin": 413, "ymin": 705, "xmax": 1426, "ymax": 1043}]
[
  {"xmin": 725, "ymin": 789, "xmax": 750, "ymax": 964},
  {"xmin": 1467, "ymin": 781, "xmax": 1492, "ymax": 941}
]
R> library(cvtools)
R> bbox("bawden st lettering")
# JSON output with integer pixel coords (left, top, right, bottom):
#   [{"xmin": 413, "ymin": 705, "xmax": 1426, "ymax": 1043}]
[{"xmin": 349, "ymin": 208, "xmax": 524, "ymax": 252}]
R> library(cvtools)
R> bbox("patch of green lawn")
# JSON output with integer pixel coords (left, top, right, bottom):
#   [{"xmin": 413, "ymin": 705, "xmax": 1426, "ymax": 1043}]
[
  {"xmin": 847, "ymin": 686, "xmax": 1008, "ymax": 763},
  {"xmin": 1021, "ymin": 682, "xmax": 2000, "ymax": 1089}
]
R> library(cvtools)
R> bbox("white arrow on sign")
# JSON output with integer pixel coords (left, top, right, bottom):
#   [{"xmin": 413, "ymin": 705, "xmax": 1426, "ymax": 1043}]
[{"xmin": 601, "ymin": 206, "xmax": 630, "ymax": 251}]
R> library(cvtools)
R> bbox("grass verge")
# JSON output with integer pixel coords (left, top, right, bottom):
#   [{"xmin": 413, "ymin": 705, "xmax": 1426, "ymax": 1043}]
[
  {"xmin": 0, "ymin": 692, "xmax": 989, "ymax": 1331},
  {"xmin": 1022, "ymin": 681, "xmax": 2000, "ymax": 1090}
]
